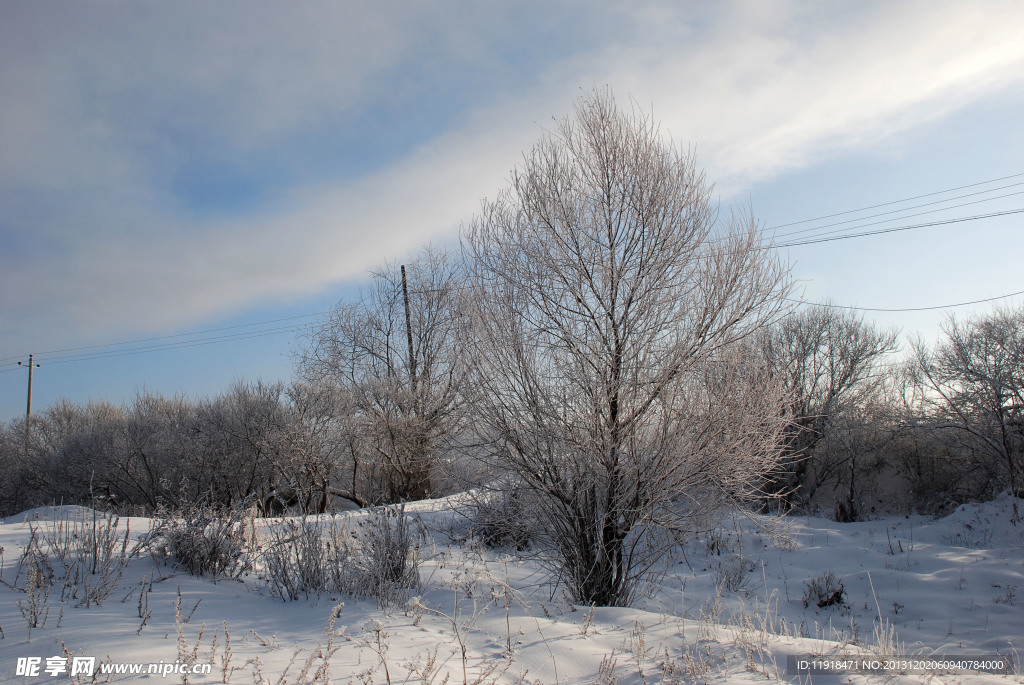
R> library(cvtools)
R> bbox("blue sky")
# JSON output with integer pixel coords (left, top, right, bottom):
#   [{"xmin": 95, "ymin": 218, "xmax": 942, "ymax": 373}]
[{"xmin": 2, "ymin": 0, "xmax": 1024, "ymax": 420}]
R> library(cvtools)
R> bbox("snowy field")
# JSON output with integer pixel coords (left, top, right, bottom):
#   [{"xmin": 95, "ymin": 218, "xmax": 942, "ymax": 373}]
[{"xmin": 1, "ymin": 494, "xmax": 1022, "ymax": 684}]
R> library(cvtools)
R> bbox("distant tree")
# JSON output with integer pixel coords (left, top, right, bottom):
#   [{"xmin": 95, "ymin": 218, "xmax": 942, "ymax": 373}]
[
  {"xmin": 0, "ymin": 418, "xmax": 33, "ymax": 515},
  {"xmin": 272, "ymin": 380, "xmax": 370, "ymax": 512},
  {"xmin": 2, "ymin": 380, "xmax": 379, "ymax": 517},
  {"xmin": 112, "ymin": 392, "xmax": 193, "ymax": 509},
  {"xmin": 191, "ymin": 381, "xmax": 290, "ymax": 510},
  {"xmin": 298, "ymin": 246, "xmax": 467, "ymax": 503},
  {"xmin": 0, "ymin": 402, "xmax": 80, "ymax": 510},
  {"xmin": 47, "ymin": 399, "xmax": 127, "ymax": 507},
  {"xmin": 758, "ymin": 304, "xmax": 898, "ymax": 516},
  {"xmin": 887, "ymin": 388, "xmax": 986, "ymax": 513},
  {"xmin": 907, "ymin": 304, "xmax": 1024, "ymax": 515},
  {"xmin": 461, "ymin": 88, "xmax": 792, "ymax": 605}
]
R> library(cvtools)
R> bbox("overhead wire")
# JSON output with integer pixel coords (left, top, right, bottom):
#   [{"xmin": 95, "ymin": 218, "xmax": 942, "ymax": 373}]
[
  {"xmin": 787, "ymin": 288, "xmax": 1024, "ymax": 313},
  {"xmin": 39, "ymin": 325, "xmax": 320, "ymax": 367},
  {"xmin": 765, "ymin": 171, "xmax": 1024, "ymax": 230},
  {"xmin": 681, "ymin": 172, "xmax": 1024, "ymax": 252},
  {"xmin": 0, "ymin": 318, "xmax": 327, "ymax": 371},
  {"xmin": 773, "ymin": 207, "xmax": 1024, "ymax": 248},
  {"xmin": 768, "ymin": 184, "xmax": 1024, "ymax": 241},
  {"xmin": 34, "ymin": 311, "xmax": 327, "ymax": 358},
  {"xmin": 6, "ymin": 216, "xmax": 1020, "ymax": 369}
]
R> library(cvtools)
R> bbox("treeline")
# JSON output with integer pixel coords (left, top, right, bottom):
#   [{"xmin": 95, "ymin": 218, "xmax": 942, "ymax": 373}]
[
  {"xmin": 759, "ymin": 302, "xmax": 1023, "ymax": 518},
  {"xmin": 0, "ymin": 249, "xmax": 471, "ymax": 518},
  {"xmin": 0, "ymin": 380, "xmax": 356, "ymax": 516},
  {"xmin": 2, "ymin": 294, "xmax": 1020, "ymax": 521}
]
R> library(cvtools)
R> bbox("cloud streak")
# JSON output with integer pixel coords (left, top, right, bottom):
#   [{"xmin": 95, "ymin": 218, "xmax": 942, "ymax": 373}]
[{"xmin": 2, "ymin": 0, "xmax": 1023, "ymax": 356}]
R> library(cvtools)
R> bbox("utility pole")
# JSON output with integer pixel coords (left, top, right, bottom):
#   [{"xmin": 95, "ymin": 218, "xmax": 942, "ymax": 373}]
[
  {"xmin": 401, "ymin": 264, "xmax": 429, "ymax": 498},
  {"xmin": 400, "ymin": 265, "xmax": 418, "ymax": 396},
  {"xmin": 18, "ymin": 354, "xmax": 40, "ymax": 456}
]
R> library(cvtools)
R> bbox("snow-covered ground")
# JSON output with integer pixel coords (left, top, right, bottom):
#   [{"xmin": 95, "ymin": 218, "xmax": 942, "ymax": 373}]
[{"xmin": 1, "ymin": 494, "xmax": 1022, "ymax": 684}]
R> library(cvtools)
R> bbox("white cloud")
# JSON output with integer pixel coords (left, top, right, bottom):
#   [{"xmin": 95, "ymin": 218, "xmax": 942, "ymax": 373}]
[
  {"xmin": 623, "ymin": 0, "xmax": 1024, "ymax": 192},
  {"xmin": 2, "ymin": 0, "xmax": 1024, "ymax": 355}
]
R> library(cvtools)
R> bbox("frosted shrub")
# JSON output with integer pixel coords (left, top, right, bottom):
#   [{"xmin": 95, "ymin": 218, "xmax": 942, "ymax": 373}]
[
  {"xmin": 156, "ymin": 501, "xmax": 254, "ymax": 581},
  {"xmin": 260, "ymin": 504, "xmax": 421, "ymax": 607},
  {"xmin": 261, "ymin": 517, "xmax": 352, "ymax": 601},
  {"xmin": 15, "ymin": 530, "xmax": 52, "ymax": 634},
  {"xmin": 21, "ymin": 510, "xmax": 143, "ymax": 608},
  {"xmin": 713, "ymin": 553, "xmax": 755, "ymax": 593},
  {"xmin": 354, "ymin": 504, "xmax": 422, "ymax": 607},
  {"xmin": 802, "ymin": 570, "xmax": 845, "ymax": 608},
  {"xmin": 470, "ymin": 486, "xmax": 532, "ymax": 550}
]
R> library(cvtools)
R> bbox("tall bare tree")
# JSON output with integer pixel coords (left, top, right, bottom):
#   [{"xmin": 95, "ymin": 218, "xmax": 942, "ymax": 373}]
[
  {"xmin": 298, "ymin": 246, "xmax": 466, "ymax": 503},
  {"xmin": 461, "ymin": 89, "xmax": 792, "ymax": 605},
  {"xmin": 191, "ymin": 380, "xmax": 291, "ymax": 509}
]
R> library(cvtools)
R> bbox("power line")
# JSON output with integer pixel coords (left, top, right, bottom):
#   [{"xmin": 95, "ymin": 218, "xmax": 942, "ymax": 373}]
[
  {"xmin": 770, "ymin": 192, "xmax": 1024, "ymax": 244},
  {"xmin": 31, "ymin": 311, "xmax": 327, "ymax": 359},
  {"xmin": 3, "ymin": 205, "xmax": 1016, "ymax": 370},
  {"xmin": 788, "ymin": 288, "xmax": 1024, "ymax": 313},
  {"xmin": 0, "ymin": 322, "xmax": 324, "ymax": 373},
  {"xmin": 769, "ymin": 183, "xmax": 1024, "ymax": 240},
  {"xmin": 774, "ymin": 207, "xmax": 1024, "ymax": 248},
  {"xmin": 0, "ymin": 312, "xmax": 329, "ymax": 371},
  {"xmin": 699, "ymin": 181, "xmax": 1022, "ymax": 252},
  {"xmin": 766, "ymin": 171, "xmax": 1024, "ymax": 230},
  {"xmin": 38, "ymin": 323, "xmax": 319, "ymax": 366}
]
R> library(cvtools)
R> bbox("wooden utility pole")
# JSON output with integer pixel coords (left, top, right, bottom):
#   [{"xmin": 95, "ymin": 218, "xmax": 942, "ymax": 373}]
[
  {"xmin": 400, "ymin": 264, "xmax": 429, "ymax": 499},
  {"xmin": 400, "ymin": 265, "xmax": 418, "ymax": 395},
  {"xmin": 18, "ymin": 354, "xmax": 40, "ymax": 455}
]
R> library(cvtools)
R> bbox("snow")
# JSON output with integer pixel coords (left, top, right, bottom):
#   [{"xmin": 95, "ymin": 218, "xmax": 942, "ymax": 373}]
[{"xmin": 1, "ymin": 494, "xmax": 1022, "ymax": 684}]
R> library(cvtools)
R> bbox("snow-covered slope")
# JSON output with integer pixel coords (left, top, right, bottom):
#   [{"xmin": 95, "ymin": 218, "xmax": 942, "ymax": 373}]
[{"xmin": 1, "ymin": 494, "xmax": 1021, "ymax": 684}]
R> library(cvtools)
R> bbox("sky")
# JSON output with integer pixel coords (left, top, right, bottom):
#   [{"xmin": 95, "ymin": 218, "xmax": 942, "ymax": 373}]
[{"xmin": 2, "ymin": 0, "xmax": 1024, "ymax": 421}]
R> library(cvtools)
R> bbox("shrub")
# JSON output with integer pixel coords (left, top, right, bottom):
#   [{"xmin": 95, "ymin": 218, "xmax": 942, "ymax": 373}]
[
  {"xmin": 802, "ymin": 570, "xmax": 845, "ymax": 608},
  {"xmin": 261, "ymin": 517, "xmax": 352, "ymax": 601},
  {"xmin": 354, "ymin": 504, "xmax": 422, "ymax": 607},
  {"xmin": 713, "ymin": 554, "xmax": 755, "ymax": 593},
  {"xmin": 155, "ymin": 501, "xmax": 255, "ymax": 581},
  {"xmin": 260, "ymin": 504, "xmax": 421, "ymax": 607},
  {"xmin": 14, "ymin": 509, "xmax": 142, "ymax": 609},
  {"xmin": 470, "ymin": 486, "xmax": 532, "ymax": 550}
]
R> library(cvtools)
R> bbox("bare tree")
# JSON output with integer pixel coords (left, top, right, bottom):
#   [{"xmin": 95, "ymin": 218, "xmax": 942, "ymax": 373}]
[
  {"xmin": 273, "ymin": 381, "xmax": 370, "ymax": 511},
  {"xmin": 907, "ymin": 304, "xmax": 1024, "ymax": 515},
  {"xmin": 461, "ymin": 89, "xmax": 792, "ymax": 605},
  {"xmin": 47, "ymin": 399, "xmax": 127, "ymax": 507},
  {"xmin": 887, "ymin": 378, "xmax": 985, "ymax": 514},
  {"xmin": 103, "ymin": 392, "xmax": 191, "ymax": 509},
  {"xmin": 191, "ymin": 380, "xmax": 291, "ymax": 510},
  {"xmin": 758, "ymin": 304, "xmax": 899, "ymax": 516},
  {"xmin": 298, "ymin": 246, "xmax": 467, "ymax": 503}
]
